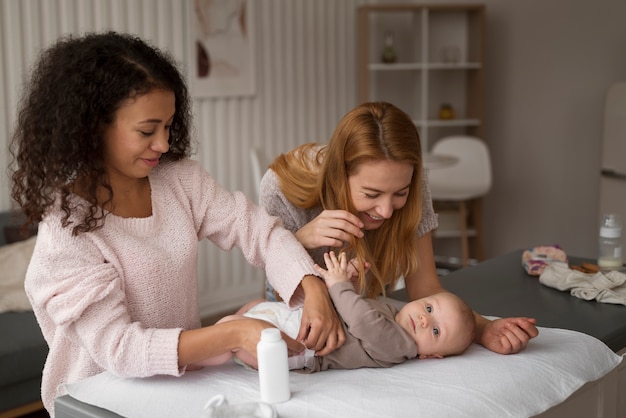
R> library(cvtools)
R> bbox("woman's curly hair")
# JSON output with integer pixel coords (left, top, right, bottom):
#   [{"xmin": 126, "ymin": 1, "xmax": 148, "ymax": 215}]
[{"xmin": 9, "ymin": 31, "xmax": 193, "ymax": 235}]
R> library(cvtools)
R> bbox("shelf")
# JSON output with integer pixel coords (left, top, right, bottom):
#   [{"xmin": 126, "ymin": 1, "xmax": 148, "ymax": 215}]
[
  {"xmin": 357, "ymin": 4, "xmax": 485, "ymax": 151},
  {"xmin": 368, "ymin": 62, "xmax": 425, "ymax": 71},
  {"xmin": 368, "ymin": 62, "xmax": 482, "ymax": 71},
  {"xmin": 414, "ymin": 119, "xmax": 481, "ymax": 128},
  {"xmin": 427, "ymin": 62, "xmax": 482, "ymax": 70}
]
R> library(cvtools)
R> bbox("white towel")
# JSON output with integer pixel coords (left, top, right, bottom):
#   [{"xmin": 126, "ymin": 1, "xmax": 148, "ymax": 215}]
[
  {"xmin": 64, "ymin": 326, "xmax": 623, "ymax": 418},
  {"xmin": 202, "ymin": 395, "xmax": 276, "ymax": 418},
  {"xmin": 539, "ymin": 261, "xmax": 626, "ymax": 305}
]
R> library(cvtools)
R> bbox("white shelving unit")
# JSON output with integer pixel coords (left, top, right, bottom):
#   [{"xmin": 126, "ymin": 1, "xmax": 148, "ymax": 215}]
[{"xmin": 357, "ymin": 4, "xmax": 485, "ymax": 152}]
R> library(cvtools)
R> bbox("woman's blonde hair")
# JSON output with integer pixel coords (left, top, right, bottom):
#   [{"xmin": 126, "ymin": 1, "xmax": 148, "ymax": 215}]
[{"xmin": 271, "ymin": 102, "xmax": 423, "ymax": 297}]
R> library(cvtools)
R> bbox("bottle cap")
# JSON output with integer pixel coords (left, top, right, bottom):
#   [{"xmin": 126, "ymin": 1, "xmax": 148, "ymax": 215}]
[
  {"xmin": 602, "ymin": 213, "xmax": 622, "ymax": 226},
  {"xmin": 600, "ymin": 214, "xmax": 622, "ymax": 238},
  {"xmin": 261, "ymin": 328, "xmax": 282, "ymax": 342}
]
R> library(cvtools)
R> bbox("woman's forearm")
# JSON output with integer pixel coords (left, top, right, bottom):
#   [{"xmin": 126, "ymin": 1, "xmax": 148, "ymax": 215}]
[{"xmin": 177, "ymin": 322, "xmax": 242, "ymax": 367}]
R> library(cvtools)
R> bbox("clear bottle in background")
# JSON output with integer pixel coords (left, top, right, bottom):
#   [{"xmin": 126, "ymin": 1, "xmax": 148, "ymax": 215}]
[
  {"xmin": 381, "ymin": 31, "xmax": 397, "ymax": 63},
  {"xmin": 598, "ymin": 213, "xmax": 623, "ymax": 271},
  {"xmin": 257, "ymin": 328, "xmax": 291, "ymax": 403}
]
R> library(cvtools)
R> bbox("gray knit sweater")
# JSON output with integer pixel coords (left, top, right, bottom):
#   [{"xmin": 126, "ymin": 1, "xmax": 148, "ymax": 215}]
[{"xmin": 259, "ymin": 168, "xmax": 439, "ymax": 268}]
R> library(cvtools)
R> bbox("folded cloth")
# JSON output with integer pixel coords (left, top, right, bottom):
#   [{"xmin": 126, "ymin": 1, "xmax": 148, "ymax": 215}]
[
  {"xmin": 539, "ymin": 261, "xmax": 626, "ymax": 305},
  {"xmin": 522, "ymin": 245, "xmax": 568, "ymax": 276},
  {"xmin": 202, "ymin": 394, "xmax": 276, "ymax": 418}
]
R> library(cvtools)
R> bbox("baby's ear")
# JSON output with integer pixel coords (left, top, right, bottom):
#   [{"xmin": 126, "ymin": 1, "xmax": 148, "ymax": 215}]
[{"xmin": 418, "ymin": 353, "xmax": 444, "ymax": 359}]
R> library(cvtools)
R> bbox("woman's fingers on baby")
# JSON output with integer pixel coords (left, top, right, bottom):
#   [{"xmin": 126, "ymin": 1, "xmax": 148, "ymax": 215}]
[
  {"xmin": 282, "ymin": 333, "xmax": 306, "ymax": 356},
  {"xmin": 315, "ymin": 334, "xmax": 338, "ymax": 357},
  {"xmin": 302, "ymin": 327, "xmax": 324, "ymax": 352},
  {"xmin": 311, "ymin": 327, "xmax": 344, "ymax": 357}
]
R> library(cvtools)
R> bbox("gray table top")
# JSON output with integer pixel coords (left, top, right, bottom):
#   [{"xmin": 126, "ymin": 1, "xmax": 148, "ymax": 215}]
[
  {"xmin": 391, "ymin": 249, "xmax": 626, "ymax": 352},
  {"xmin": 56, "ymin": 394, "xmax": 121, "ymax": 418}
]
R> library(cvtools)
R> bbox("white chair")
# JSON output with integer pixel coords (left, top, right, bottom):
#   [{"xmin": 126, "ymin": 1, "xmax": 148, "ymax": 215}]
[
  {"xmin": 427, "ymin": 135, "xmax": 492, "ymax": 267},
  {"xmin": 249, "ymin": 147, "xmax": 270, "ymax": 203}
]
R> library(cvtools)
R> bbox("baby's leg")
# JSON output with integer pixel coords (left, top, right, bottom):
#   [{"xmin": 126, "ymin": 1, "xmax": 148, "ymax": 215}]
[
  {"xmin": 233, "ymin": 348, "xmax": 259, "ymax": 369},
  {"xmin": 234, "ymin": 298, "xmax": 266, "ymax": 315}
]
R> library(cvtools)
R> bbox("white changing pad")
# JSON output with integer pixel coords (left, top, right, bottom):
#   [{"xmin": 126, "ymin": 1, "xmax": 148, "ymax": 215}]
[{"xmin": 65, "ymin": 326, "xmax": 622, "ymax": 418}]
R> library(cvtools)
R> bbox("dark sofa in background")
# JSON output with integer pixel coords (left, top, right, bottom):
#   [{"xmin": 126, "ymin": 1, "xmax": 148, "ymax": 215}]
[{"xmin": 0, "ymin": 211, "xmax": 47, "ymax": 417}]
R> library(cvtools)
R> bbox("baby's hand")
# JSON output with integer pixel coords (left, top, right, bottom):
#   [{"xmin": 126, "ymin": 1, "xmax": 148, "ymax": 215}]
[{"xmin": 314, "ymin": 251, "xmax": 351, "ymax": 289}]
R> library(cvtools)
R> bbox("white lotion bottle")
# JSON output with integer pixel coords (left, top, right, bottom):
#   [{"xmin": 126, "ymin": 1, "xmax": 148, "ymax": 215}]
[{"xmin": 257, "ymin": 328, "xmax": 291, "ymax": 403}]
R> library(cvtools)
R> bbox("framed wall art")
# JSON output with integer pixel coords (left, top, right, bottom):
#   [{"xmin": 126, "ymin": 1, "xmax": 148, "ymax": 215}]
[{"xmin": 189, "ymin": 0, "xmax": 256, "ymax": 98}]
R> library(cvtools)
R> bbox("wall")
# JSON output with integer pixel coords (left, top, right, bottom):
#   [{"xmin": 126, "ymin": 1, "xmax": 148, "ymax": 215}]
[
  {"xmin": 481, "ymin": 0, "xmax": 626, "ymax": 259},
  {"xmin": 381, "ymin": 0, "xmax": 626, "ymax": 260},
  {"xmin": 1, "ymin": 0, "xmax": 625, "ymax": 316},
  {"xmin": 0, "ymin": 0, "xmax": 365, "ymax": 317}
]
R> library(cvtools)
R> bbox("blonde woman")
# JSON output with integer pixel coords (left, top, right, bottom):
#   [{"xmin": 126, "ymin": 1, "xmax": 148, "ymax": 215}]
[{"xmin": 260, "ymin": 102, "xmax": 538, "ymax": 355}]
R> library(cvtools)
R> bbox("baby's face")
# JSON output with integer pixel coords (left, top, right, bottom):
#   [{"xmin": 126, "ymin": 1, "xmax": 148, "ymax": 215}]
[{"xmin": 395, "ymin": 292, "xmax": 467, "ymax": 358}]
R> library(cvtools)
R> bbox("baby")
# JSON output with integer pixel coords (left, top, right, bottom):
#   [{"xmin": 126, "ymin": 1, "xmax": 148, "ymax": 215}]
[{"xmin": 201, "ymin": 251, "xmax": 475, "ymax": 371}]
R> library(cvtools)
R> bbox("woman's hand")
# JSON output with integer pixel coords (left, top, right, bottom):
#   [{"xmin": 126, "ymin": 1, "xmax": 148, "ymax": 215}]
[
  {"xmin": 476, "ymin": 316, "xmax": 539, "ymax": 354},
  {"xmin": 296, "ymin": 275, "xmax": 346, "ymax": 356},
  {"xmin": 295, "ymin": 210, "xmax": 364, "ymax": 249},
  {"xmin": 178, "ymin": 318, "xmax": 305, "ymax": 368},
  {"xmin": 235, "ymin": 318, "xmax": 307, "ymax": 358}
]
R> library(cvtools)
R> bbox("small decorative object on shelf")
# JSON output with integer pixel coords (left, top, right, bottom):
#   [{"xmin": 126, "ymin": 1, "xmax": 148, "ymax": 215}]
[
  {"xmin": 381, "ymin": 31, "xmax": 397, "ymax": 63},
  {"xmin": 442, "ymin": 45, "xmax": 460, "ymax": 63},
  {"xmin": 438, "ymin": 103, "xmax": 455, "ymax": 120},
  {"xmin": 358, "ymin": 4, "xmax": 485, "ymax": 149}
]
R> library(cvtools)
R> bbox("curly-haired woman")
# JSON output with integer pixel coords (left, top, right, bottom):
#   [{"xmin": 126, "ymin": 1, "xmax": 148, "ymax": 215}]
[{"xmin": 10, "ymin": 31, "xmax": 343, "ymax": 416}]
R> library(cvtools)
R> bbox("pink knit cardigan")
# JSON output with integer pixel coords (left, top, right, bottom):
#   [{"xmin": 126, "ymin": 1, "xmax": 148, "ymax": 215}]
[{"xmin": 25, "ymin": 158, "xmax": 316, "ymax": 415}]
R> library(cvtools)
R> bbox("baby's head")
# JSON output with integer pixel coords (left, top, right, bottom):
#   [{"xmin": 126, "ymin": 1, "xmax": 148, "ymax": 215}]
[{"xmin": 395, "ymin": 292, "xmax": 475, "ymax": 359}]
